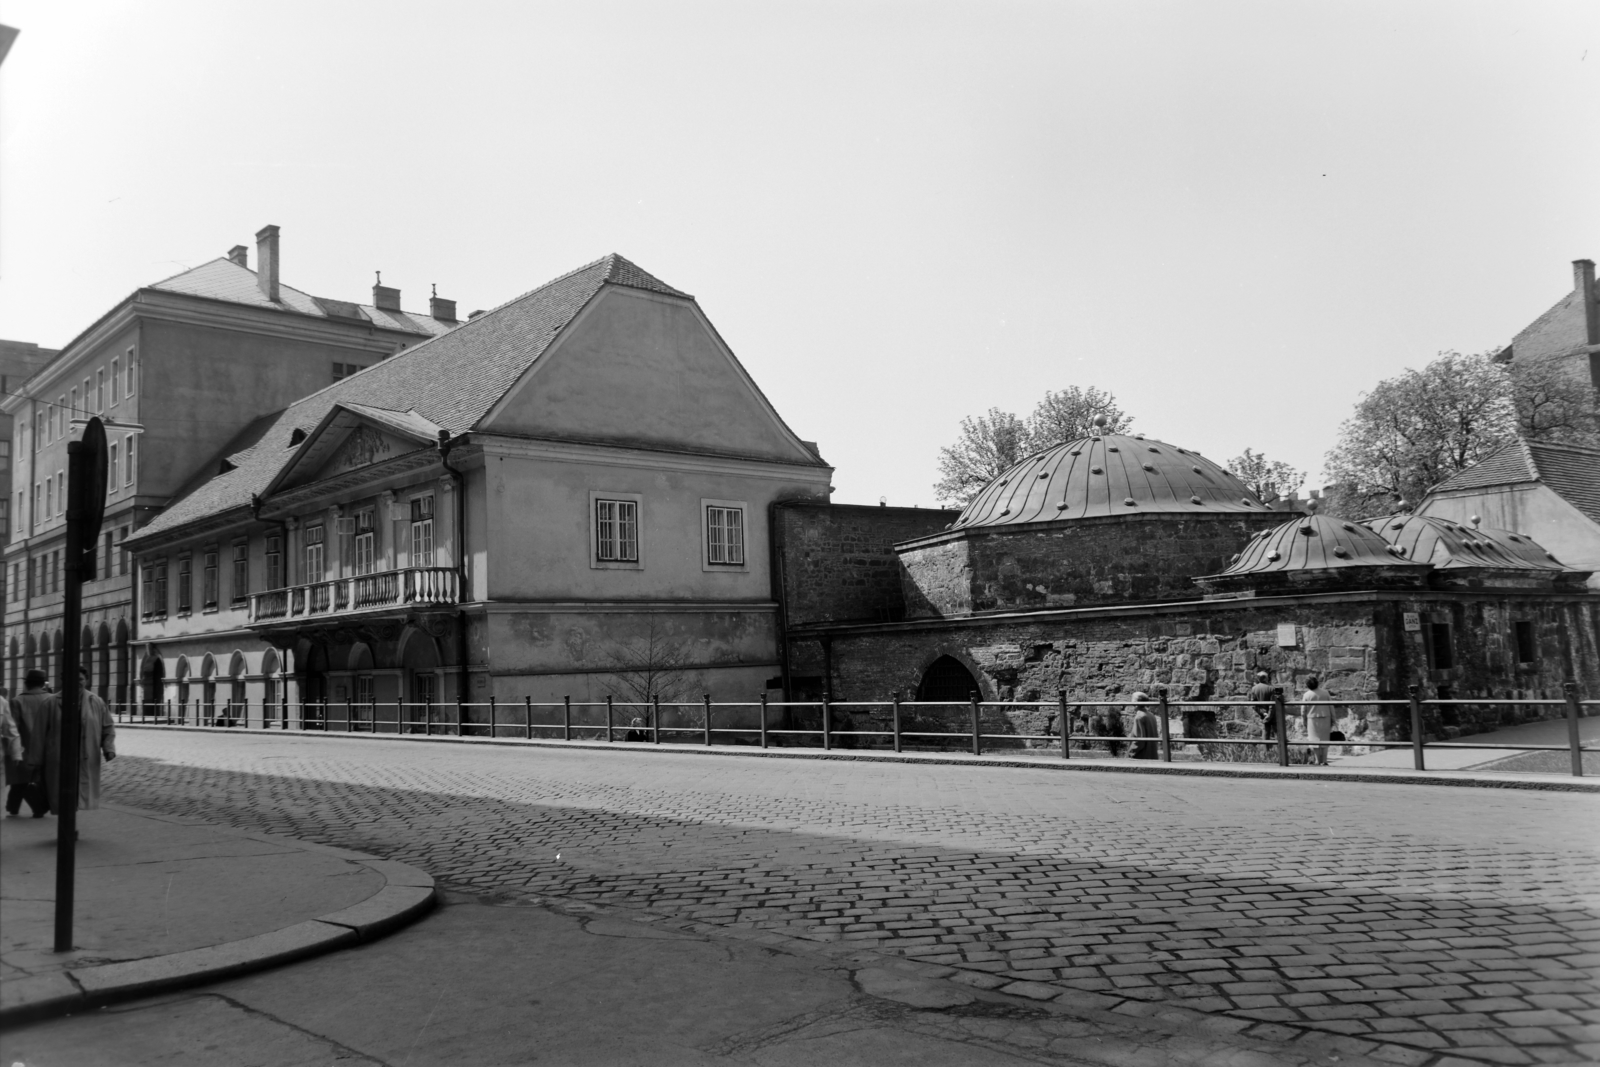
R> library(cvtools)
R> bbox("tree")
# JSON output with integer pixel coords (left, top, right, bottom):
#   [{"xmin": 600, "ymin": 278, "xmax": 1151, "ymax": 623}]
[
  {"xmin": 604, "ymin": 618, "xmax": 703, "ymax": 709},
  {"xmin": 1025, "ymin": 387, "xmax": 1132, "ymax": 449},
  {"xmin": 1225, "ymin": 448, "xmax": 1304, "ymax": 502},
  {"xmin": 1508, "ymin": 358, "xmax": 1600, "ymax": 446},
  {"xmin": 1323, "ymin": 351, "xmax": 1517, "ymax": 516},
  {"xmin": 933, "ymin": 407, "xmax": 1032, "ymax": 507}
]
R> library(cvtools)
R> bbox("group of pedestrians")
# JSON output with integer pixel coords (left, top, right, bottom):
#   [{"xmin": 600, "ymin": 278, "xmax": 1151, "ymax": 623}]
[{"xmin": 1, "ymin": 666, "xmax": 118, "ymax": 824}]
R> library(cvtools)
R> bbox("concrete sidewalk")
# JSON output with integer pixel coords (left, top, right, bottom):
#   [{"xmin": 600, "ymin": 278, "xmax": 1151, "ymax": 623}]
[
  {"xmin": 0, "ymin": 803, "xmax": 434, "ymax": 1026},
  {"xmin": 1332, "ymin": 712, "xmax": 1600, "ymax": 771}
]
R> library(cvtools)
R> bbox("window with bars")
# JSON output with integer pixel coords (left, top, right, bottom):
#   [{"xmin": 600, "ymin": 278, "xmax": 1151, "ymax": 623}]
[
  {"xmin": 410, "ymin": 496, "xmax": 434, "ymax": 565},
  {"xmin": 142, "ymin": 561, "xmax": 168, "ymax": 619},
  {"xmin": 125, "ymin": 434, "xmax": 136, "ymax": 486},
  {"xmin": 202, "ymin": 551, "xmax": 219, "ymax": 609},
  {"xmin": 265, "ymin": 536, "xmax": 282, "ymax": 589},
  {"xmin": 110, "ymin": 358, "xmax": 120, "ymax": 405},
  {"xmin": 108, "ymin": 443, "xmax": 118, "ymax": 496},
  {"xmin": 177, "ymin": 557, "xmax": 193, "ymax": 614},
  {"xmin": 705, "ymin": 506, "xmax": 745, "ymax": 565},
  {"xmin": 595, "ymin": 499, "xmax": 638, "ymax": 562},
  {"xmin": 232, "ymin": 543, "xmax": 249, "ymax": 603},
  {"xmin": 126, "ymin": 348, "xmax": 136, "ymax": 397},
  {"xmin": 96, "ymin": 369, "xmax": 105, "ymax": 412},
  {"xmin": 354, "ymin": 509, "xmax": 376, "ymax": 574},
  {"xmin": 305, "ymin": 526, "xmax": 325, "ymax": 581}
]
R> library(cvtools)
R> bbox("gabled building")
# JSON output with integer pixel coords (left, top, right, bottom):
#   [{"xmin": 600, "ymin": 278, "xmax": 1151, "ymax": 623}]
[
  {"xmin": 1497, "ymin": 257, "xmax": 1600, "ymax": 399},
  {"xmin": 122, "ymin": 255, "xmax": 832, "ymax": 725},
  {"xmin": 2, "ymin": 225, "xmax": 458, "ymax": 701}
]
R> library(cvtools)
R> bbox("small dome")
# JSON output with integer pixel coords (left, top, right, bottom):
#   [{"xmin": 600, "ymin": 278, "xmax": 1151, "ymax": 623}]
[
  {"xmin": 1220, "ymin": 511, "xmax": 1412, "ymax": 576},
  {"xmin": 1362, "ymin": 514, "xmax": 1569, "ymax": 571},
  {"xmin": 953, "ymin": 432, "xmax": 1265, "ymax": 529}
]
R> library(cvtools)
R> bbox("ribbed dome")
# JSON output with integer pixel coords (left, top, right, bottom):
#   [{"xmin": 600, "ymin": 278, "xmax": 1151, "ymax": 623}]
[
  {"xmin": 953, "ymin": 432, "xmax": 1267, "ymax": 530},
  {"xmin": 1362, "ymin": 514, "xmax": 1569, "ymax": 571},
  {"xmin": 1219, "ymin": 510, "xmax": 1420, "ymax": 576}
]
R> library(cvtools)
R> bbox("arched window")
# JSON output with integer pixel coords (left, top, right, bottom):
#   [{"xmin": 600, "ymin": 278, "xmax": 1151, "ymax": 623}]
[
  {"xmin": 917, "ymin": 656, "xmax": 979, "ymax": 703},
  {"xmin": 97, "ymin": 623, "xmax": 113, "ymax": 703},
  {"xmin": 115, "ymin": 621, "xmax": 131, "ymax": 711},
  {"xmin": 200, "ymin": 654, "xmax": 218, "ymax": 723}
]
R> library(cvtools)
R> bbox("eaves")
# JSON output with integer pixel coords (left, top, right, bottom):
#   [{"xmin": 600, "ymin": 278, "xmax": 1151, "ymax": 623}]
[
  {"xmin": 477, "ymin": 432, "xmax": 834, "ymax": 480},
  {"xmin": 257, "ymin": 446, "xmax": 446, "ymax": 520},
  {"xmin": 124, "ymin": 503, "xmax": 255, "ymax": 554}
]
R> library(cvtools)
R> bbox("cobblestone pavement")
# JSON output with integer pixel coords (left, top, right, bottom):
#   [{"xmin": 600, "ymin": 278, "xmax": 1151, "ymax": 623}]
[{"xmin": 107, "ymin": 731, "xmax": 1600, "ymax": 1066}]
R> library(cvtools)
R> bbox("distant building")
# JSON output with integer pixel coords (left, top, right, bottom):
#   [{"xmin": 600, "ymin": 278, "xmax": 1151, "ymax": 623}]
[
  {"xmin": 1496, "ymin": 257, "xmax": 1600, "ymax": 409},
  {"xmin": 3, "ymin": 226, "xmax": 459, "ymax": 702},
  {"xmin": 121, "ymin": 255, "xmax": 830, "ymax": 724},
  {"xmin": 0, "ymin": 341, "xmax": 58, "ymax": 622}
]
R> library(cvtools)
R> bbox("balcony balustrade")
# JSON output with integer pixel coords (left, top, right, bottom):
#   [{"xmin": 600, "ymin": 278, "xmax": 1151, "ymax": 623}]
[{"xmin": 249, "ymin": 566, "xmax": 458, "ymax": 623}]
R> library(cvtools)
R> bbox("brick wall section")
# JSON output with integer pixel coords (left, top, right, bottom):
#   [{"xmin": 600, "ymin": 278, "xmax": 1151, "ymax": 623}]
[
  {"xmin": 788, "ymin": 592, "xmax": 1599, "ymax": 746},
  {"xmin": 899, "ymin": 513, "xmax": 1283, "ymax": 618},
  {"xmin": 774, "ymin": 502, "xmax": 958, "ymax": 626}
]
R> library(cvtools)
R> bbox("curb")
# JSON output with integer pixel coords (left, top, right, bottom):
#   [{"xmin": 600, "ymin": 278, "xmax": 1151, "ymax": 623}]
[
  {"xmin": 0, "ymin": 841, "xmax": 434, "ymax": 1029},
  {"xmin": 119, "ymin": 722, "xmax": 1600, "ymax": 792}
]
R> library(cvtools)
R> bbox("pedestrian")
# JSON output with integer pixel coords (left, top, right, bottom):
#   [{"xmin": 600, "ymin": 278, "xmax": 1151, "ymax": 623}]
[
  {"xmin": 1129, "ymin": 692, "xmax": 1161, "ymax": 760},
  {"xmin": 624, "ymin": 716, "xmax": 647, "ymax": 743},
  {"xmin": 1248, "ymin": 671, "xmax": 1277, "ymax": 740},
  {"xmin": 0, "ymin": 690, "xmax": 22, "ymax": 797},
  {"xmin": 6, "ymin": 669, "xmax": 58, "ymax": 818},
  {"xmin": 1301, "ymin": 675, "xmax": 1335, "ymax": 766},
  {"xmin": 1097, "ymin": 706, "xmax": 1126, "ymax": 758},
  {"xmin": 49, "ymin": 666, "xmax": 117, "ymax": 813}
]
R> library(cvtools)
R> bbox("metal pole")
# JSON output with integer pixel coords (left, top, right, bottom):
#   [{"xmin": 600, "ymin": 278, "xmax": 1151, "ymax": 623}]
[
  {"xmin": 1564, "ymin": 681, "xmax": 1584, "ymax": 778},
  {"xmin": 1408, "ymin": 685, "xmax": 1425, "ymax": 771},
  {"xmin": 1059, "ymin": 690, "xmax": 1070, "ymax": 760},
  {"xmin": 652, "ymin": 694, "xmax": 660, "ymax": 744},
  {"xmin": 606, "ymin": 694, "xmax": 614, "ymax": 742},
  {"xmin": 760, "ymin": 693, "xmax": 769, "ymax": 749},
  {"xmin": 54, "ymin": 448, "xmax": 87, "ymax": 952},
  {"xmin": 703, "ymin": 693, "xmax": 712, "ymax": 746},
  {"xmin": 1273, "ymin": 689, "xmax": 1288, "ymax": 767},
  {"xmin": 563, "ymin": 695, "xmax": 571, "ymax": 741},
  {"xmin": 892, "ymin": 693, "xmax": 902, "ymax": 754},
  {"xmin": 525, "ymin": 695, "xmax": 533, "ymax": 740},
  {"xmin": 489, "ymin": 694, "xmax": 497, "ymax": 739},
  {"xmin": 822, "ymin": 696, "xmax": 831, "ymax": 751},
  {"xmin": 454, "ymin": 696, "xmax": 462, "ymax": 737},
  {"xmin": 970, "ymin": 693, "xmax": 981, "ymax": 756},
  {"xmin": 1158, "ymin": 689, "xmax": 1172, "ymax": 763}
]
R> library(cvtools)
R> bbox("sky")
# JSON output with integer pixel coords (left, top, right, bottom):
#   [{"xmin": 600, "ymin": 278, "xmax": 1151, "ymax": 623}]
[{"xmin": 1, "ymin": 1, "xmax": 1596, "ymax": 508}]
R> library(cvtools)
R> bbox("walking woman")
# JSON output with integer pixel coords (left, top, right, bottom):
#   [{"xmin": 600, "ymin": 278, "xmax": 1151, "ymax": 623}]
[{"xmin": 1301, "ymin": 675, "xmax": 1335, "ymax": 766}]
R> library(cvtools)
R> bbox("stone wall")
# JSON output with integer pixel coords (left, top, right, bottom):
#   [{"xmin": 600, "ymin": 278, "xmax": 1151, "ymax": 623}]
[
  {"xmin": 774, "ymin": 502, "xmax": 958, "ymax": 626},
  {"xmin": 899, "ymin": 513, "xmax": 1282, "ymax": 618}
]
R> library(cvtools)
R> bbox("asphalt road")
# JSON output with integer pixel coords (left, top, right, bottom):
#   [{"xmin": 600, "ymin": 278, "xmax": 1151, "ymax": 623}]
[{"xmin": 31, "ymin": 730, "xmax": 1600, "ymax": 1065}]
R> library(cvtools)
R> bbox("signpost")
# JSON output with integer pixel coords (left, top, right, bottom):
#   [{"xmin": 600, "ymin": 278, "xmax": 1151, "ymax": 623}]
[{"xmin": 55, "ymin": 416, "xmax": 109, "ymax": 953}]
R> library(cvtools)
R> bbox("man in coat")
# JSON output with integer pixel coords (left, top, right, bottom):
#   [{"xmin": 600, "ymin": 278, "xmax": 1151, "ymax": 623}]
[
  {"xmin": 1129, "ymin": 692, "xmax": 1161, "ymax": 760},
  {"xmin": 49, "ymin": 666, "xmax": 117, "ymax": 813},
  {"xmin": 1248, "ymin": 671, "xmax": 1278, "ymax": 740},
  {"xmin": 6, "ymin": 669, "xmax": 57, "ymax": 817}
]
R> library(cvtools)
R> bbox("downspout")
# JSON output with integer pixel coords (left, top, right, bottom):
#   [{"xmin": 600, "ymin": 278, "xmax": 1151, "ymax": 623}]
[{"xmin": 437, "ymin": 430, "xmax": 470, "ymax": 703}]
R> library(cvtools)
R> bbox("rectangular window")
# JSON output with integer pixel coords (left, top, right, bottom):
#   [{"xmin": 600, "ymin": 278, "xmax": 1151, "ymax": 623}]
[
  {"xmin": 410, "ymin": 496, "xmax": 434, "ymax": 565},
  {"xmin": 108, "ymin": 443, "xmax": 119, "ymax": 496},
  {"xmin": 118, "ymin": 526, "xmax": 130, "ymax": 576},
  {"xmin": 1513, "ymin": 620, "xmax": 1536, "ymax": 664},
  {"xmin": 81, "ymin": 379, "xmax": 89, "ymax": 413},
  {"xmin": 202, "ymin": 550, "xmax": 219, "ymax": 609},
  {"xmin": 110, "ymin": 358, "xmax": 120, "ymax": 405},
  {"xmin": 103, "ymin": 532, "xmax": 114, "ymax": 583},
  {"xmin": 27, "ymin": 557, "xmax": 35, "ymax": 599},
  {"xmin": 33, "ymin": 483, "xmax": 41, "ymax": 527},
  {"xmin": 57, "ymin": 395, "xmax": 67, "ymax": 435},
  {"xmin": 71, "ymin": 387, "xmax": 79, "ymax": 418},
  {"xmin": 126, "ymin": 349, "xmax": 136, "ymax": 396},
  {"xmin": 51, "ymin": 550, "xmax": 60, "ymax": 594},
  {"xmin": 45, "ymin": 478, "xmax": 53, "ymax": 520},
  {"xmin": 177, "ymin": 557, "xmax": 192, "ymax": 614},
  {"xmin": 142, "ymin": 560, "xmax": 168, "ymax": 618},
  {"xmin": 595, "ymin": 498, "xmax": 639, "ymax": 562},
  {"xmin": 332, "ymin": 362, "xmax": 367, "ymax": 382},
  {"xmin": 354, "ymin": 509, "xmax": 375, "ymax": 575},
  {"xmin": 1428, "ymin": 622, "xmax": 1454, "ymax": 671},
  {"xmin": 125, "ymin": 435, "xmax": 136, "ymax": 486},
  {"xmin": 265, "ymin": 535, "xmax": 282, "ymax": 589},
  {"xmin": 96, "ymin": 369, "xmax": 106, "ymax": 412},
  {"xmin": 0, "ymin": 439, "xmax": 10, "ymax": 470},
  {"xmin": 0, "ymin": 499, "xmax": 7, "ymax": 542},
  {"xmin": 305, "ymin": 525, "xmax": 325, "ymax": 581},
  {"xmin": 706, "ymin": 506, "xmax": 745, "ymax": 565},
  {"xmin": 56, "ymin": 472, "xmax": 64, "ymax": 516},
  {"xmin": 10, "ymin": 563, "xmax": 17, "ymax": 602},
  {"xmin": 232, "ymin": 543, "xmax": 249, "ymax": 603}
]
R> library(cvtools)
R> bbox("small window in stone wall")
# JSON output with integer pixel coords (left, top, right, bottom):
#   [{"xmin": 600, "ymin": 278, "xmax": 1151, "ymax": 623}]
[
  {"xmin": 1428, "ymin": 622, "xmax": 1454, "ymax": 671},
  {"xmin": 1513, "ymin": 620, "xmax": 1536, "ymax": 665}
]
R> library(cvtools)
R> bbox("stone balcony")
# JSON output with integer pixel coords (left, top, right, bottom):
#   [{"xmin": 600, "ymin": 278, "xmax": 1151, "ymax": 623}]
[{"xmin": 249, "ymin": 566, "xmax": 459, "ymax": 624}]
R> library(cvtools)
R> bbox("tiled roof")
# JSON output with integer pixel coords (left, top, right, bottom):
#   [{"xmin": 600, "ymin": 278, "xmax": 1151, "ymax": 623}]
[
  {"xmin": 132, "ymin": 254, "xmax": 686, "ymax": 542},
  {"xmin": 148, "ymin": 259, "xmax": 455, "ymax": 337},
  {"xmin": 1429, "ymin": 440, "xmax": 1600, "ymax": 525}
]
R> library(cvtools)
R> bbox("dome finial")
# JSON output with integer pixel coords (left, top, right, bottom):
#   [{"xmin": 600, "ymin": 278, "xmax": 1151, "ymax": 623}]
[
  {"xmin": 1092, "ymin": 414, "xmax": 1108, "ymax": 429},
  {"xmin": 1470, "ymin": 514, "xmax": 1481, "ymax": 528},
  {"xmin": 1306, "ymin": 497, "xmax": 1319, "ymax": 514}
]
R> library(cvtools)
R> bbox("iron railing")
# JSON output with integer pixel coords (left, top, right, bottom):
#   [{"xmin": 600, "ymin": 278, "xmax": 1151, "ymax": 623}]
[
  {"xmin": 248, "ymin": 567, "xmax": 458, "ymax": 622},
  {"xmin": 112, "ymin": 683, "xmax": 1597, "ymax": 777}
]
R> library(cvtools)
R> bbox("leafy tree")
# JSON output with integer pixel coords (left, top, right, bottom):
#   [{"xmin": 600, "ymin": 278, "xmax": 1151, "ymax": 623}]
[
  {"xmin": 1025, "ymin": 387, "xmax": 1132, "ymax": 449},
  {"xmin": 1322, "ymin": 351, "xmax": 1516, "ymax": 515},
  {"xmin": 933, "ymin": 407, "xmax": 1032, "ymax": 506},
  {"xmin": 1225, "ymin": 448, "xmax": 1305, "ymax": 502},
  {"xmin": 1508, "ymin": 358, "xmax": 1600, "ymax": 446},
  {"xmin": 605, "ymin": 618, "xmax": 703, "ymax": 710}
]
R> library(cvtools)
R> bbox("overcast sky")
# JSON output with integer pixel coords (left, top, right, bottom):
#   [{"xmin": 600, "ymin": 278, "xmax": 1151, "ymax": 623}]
[{"xmin": 2, "ymin": 1, "xmax": 1595, "ymax": 507}]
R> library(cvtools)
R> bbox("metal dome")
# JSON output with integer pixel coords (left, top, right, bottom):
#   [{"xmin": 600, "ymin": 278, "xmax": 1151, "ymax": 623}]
[
  {"xmin": 1361, "ymin": 514, "xmax": 1569, "ymax": 571},
  {"xmin": 1217, "ymin": 509, "xmax": 1423, "ymax": 576},
  {"xmin": 952, "ymin": 430, "xmax": 1267, "ymax": 530}
]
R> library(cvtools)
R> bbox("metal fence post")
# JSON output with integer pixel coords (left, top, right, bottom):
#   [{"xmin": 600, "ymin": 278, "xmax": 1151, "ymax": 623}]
[
  {"xmin": 822, "ymin": 696, "xmax": 832, "ymax": 751},
  {"xmin": 970, "ymin": 692, "xmax": 982, "ymax": 756},
  {"xmin": 652, "ymin": 694, "xmax": 661, "ymax": 744},
  {"xmin": 1408, "ymin": 685, "xmax": 1425, "ymax": 771},
  {"xmin": 605, "ymin": 695, "xmax": 614, "ymax": 742},
  {"xmin": 489, "ymin": 695, "xmax": 497, "ymax": 739},
  {"xmin": 892, "ymin": 693, "xmax": 902, "ymax": 754},
  {"xmin": 525, "ymin": 695, "xmax": 533, "ymax": 740},
  {"xmin": 1158, "ymin": 689, "xmax": 1172, "ymax": 763},
  {"xmin": 1564, "ymin": 681, "xmax": 1584, "ymax": 778},
  {"xmin": 454, "ymin": 697, "xmax": 462, "ymax": 737},
  {"xmin": 395, "ymin": 697, "xmax": 402, "ymax": 735},
  {"xmin": 760, "ymin": 693, "xmax": 769, "ymax": 749},
  {"xmin": 1273, "ymin": 689, "xmax": 1288, "ymax": 767},
  {"xmin": 563, "ymin": 695, "xmax": 571, "ymax": 741},
  {"xmin": 1059, "ymin": 690, "xmax": 1070, "ymax": 760},
  {"xmin": 703, "ymin": 693, "xmax": 713, "ymax": 746}
]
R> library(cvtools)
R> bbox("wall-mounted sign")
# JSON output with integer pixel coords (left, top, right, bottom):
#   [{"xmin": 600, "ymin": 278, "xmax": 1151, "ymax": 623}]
[
  {"xmin": 1403, "ymin": 612, "xmax": 1421, "ymax": 632},
  {"xmin": 1276, "ymin": 623, "xmax": 1297, "ymax": 648}
]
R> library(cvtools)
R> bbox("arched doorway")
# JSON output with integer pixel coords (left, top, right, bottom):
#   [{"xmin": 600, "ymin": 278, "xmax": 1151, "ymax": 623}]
[
  {"xmin": 348, "ymin": 643, "xmax": 375, "ymax": 730},
  {"xmin": 174, "ymin": 656, "xmax": 192, "ymax": 721},
  {"xmin": 226, "ymin": 651, "xmax": 248, "ymax": 726},
  {"xmin": 917, "ymin": 656, "xmax": 980, "ymax": 703},
  {"xmin": 141, "ymin": 651, "xmax": 166, "ymax": 718},
  {"xmin": 200, "ymin": 653, "xmax": 218, "ymax": 725},
  {"xmin": 81, "ymin": 626, "xmax": 96, "ymax": 691},
  {"xmin": 299, "ymin": 642, "xmax": 329, "ymax": 729},
  {"xmin": 96, "ymin": 624, "xmax": 113, "ymax": 703},
  {"xmin": 261, "ymin": 648, "xmax": 282, "ymax": 727},
  {"xmin": 399, "ymin": 629, "xmax": 441, "ymax": 734},
  {"xmin": 115, "ymin": 621, "xmax": 131, "ymax": 711}
]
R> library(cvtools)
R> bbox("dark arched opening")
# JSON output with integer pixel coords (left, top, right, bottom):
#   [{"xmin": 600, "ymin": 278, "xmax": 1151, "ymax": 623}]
[{"xmin": 917, "ymin": 656, "xmax": 979, "ymax": 703}]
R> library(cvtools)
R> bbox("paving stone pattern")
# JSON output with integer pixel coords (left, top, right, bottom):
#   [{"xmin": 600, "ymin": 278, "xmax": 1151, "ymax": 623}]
[{"xmin": 106, "ymin": 732, "xmax": 1600, "ymax": 1066}]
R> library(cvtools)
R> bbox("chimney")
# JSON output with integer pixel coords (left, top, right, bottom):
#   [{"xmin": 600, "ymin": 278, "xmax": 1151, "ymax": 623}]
[
  {"xmin": 372, "ymin": 271, "xmax": 402, "ymax": 312},
  {"xmin": 429, "ymin": 284, "xmax": 457, "ymax": 322},
  {"xmin": 255, "ymin": 225, "xmax": 280, "ymax": 302},
  {"xmin": 1574, "ymin": 259, "xmax": 1598, "ymax": 345},
  {"xmin": 227, "ymin": 245, "xmax": 249, "ymax": 268}
]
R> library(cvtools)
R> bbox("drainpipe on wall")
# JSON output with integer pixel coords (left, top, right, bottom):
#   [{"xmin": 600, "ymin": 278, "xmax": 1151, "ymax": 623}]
[{"xmin": 437, "ymin": 431, "xmax": 469, "ymax": 703}]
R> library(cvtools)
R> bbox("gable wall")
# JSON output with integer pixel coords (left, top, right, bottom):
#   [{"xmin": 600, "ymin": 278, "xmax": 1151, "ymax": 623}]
[{"xmin": 1419, "ymin": 485, "xmax": 1600, "ymax": 589}]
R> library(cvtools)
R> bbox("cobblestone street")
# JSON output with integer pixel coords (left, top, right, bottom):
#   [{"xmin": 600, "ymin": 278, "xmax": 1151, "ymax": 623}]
[{"xmin": 105, "ymin": 730, "xmax": 1600, "ymax": 1066}]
